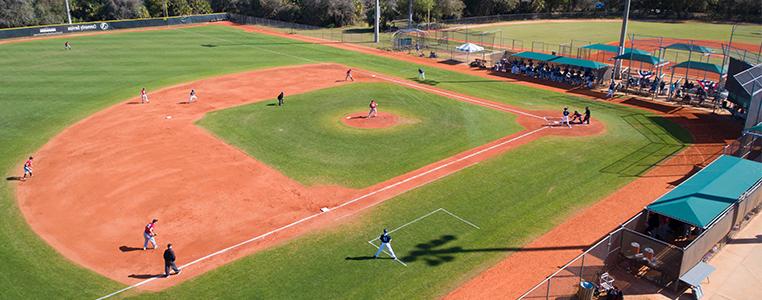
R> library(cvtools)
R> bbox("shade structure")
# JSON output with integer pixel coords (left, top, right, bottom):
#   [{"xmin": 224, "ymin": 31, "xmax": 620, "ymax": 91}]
[
  {"xmin": 581, "ymin": 43, "xmax": 650, "ymax": 55},
  {"xmin": 551, "ymin": 56, "xmax": 609, "ymax": 70},
  {"xmin": 647, "ymin": 155, "xmax": 762, "ymax": 229},
  {"xmin": 511, "ymin": 51, "xmax": 559, "ymax": 62},
  {"xmin": 746, "ymin": 122, "xmax": 762, "ymax": 136},
  {"xmin": 613, "ymin": 52, "xmax": 667, "ymax": 66},
  {"xmin": 672, "ymin": 61, "xmax": 723, "ymax": 74},
  {"xmin": 456, "ymin": 43, "xmax": 484, "ymax": 53},
  {"xmin": 664, "ymin": 43, "xmax": 714, "ymax": 54}
]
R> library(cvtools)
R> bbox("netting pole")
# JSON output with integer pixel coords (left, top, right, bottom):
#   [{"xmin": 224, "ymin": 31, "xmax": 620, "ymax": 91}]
[{"xmin": 546, "ymin": 277, "xmax": 552, "ymax": 300}]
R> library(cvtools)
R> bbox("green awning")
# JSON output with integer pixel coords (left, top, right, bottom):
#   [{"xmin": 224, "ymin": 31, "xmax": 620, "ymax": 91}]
[
  {"xmin": 664, "ymin": 43, "xmax": 714, "ymax": 54},
  {"xmin": 511, "ymin": 51, "xmax": 559, "ymax": 62},
  {"xmin": 672, "ymin": 61, "xmax": 723, "ymax": 74},
  {"xmin": 581, "ymin": 43, "xmax": 650, "ymax": 55},
  {"xmin": 551, "ymin": 56, "xmax": 609, "ymax": 70},
  {"xmin": 647, "ymin": 155, "xmax": 762, "ymax": 229},
  {"xmin": 613, "ymin": 52, "xmax": 666, "ymax": 66}
]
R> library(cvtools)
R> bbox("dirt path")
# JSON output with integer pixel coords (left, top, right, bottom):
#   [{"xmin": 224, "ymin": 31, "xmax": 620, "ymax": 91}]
[
  {"xmin": 225, "ymin": 23, "xmax": 742, "ymax": 299},
  {"xmin": 15, "ymin": 55, "xmax": 603, "ymax": 295}
]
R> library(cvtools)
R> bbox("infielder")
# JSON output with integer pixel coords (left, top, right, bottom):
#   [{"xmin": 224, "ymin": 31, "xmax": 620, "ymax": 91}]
[
  {"xmin": 367, "ymin": 99, "xmax": 378, "ymax": 118},
  {"xmin": 562, "ymin": 107, "xmax": 571, "ymax": 128},
  {"xmin": 21, "ymin": 156, "xmax": 33, "ymax": 181},
  {"xmin": 345, "ymin": 69, "xmax": 354, "ymax": 81},
  {"xmin": 418, "ymin": 68, "xmax": 425, "ymax": 80},
  {"xmin": 188, "ymin": 89, "xmax": 198, "ymax": 103},
  {"xmin": 143, "ymin": 218, "xmax": 158, "ymax": 250},
  {"xmin": 374, "ymin": 228, "xmax": 397, "ymax": 259},
  {"xmin": 140, "ymin": 88, "xmax": 149, "ymax": 104}
]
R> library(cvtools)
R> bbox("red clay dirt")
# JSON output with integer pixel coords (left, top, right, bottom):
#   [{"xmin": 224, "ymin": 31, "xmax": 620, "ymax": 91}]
[
  {"xmin": 14, "ymin": 56, "xmax": 602, "ymax": 293},
  {"xmin": 226, "ymin": 24, "xmax": 741, "ymax": 299},
  {"xmin": 342, "ymin": 112, "xmax": 402, "ymax": 129}
]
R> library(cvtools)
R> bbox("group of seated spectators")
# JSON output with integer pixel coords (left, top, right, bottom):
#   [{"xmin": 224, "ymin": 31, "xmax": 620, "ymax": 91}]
[
  {"xmin": 492, "ymin": 58, "xmax": 599, "ymax": 88},
  {"xmin": 616, "ymin": 72, "xmax": 721, "ymax": 108}
]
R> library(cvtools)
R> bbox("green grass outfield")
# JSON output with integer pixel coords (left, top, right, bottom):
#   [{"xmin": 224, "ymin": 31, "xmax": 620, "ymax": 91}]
[
  {"xmin": 463, "ymin": 20, "xmax": 760, "ymax": 46},
  {"xmin": 198, "ymin": 83, "xmax": 521, "ymax": 188},
  {"xmin": 0, "ymin": 24, "xmax": 688, "ymax": 298}
]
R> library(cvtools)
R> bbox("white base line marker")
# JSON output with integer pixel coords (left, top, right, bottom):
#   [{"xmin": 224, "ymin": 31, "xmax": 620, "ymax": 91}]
[
  {"xmin": 97, "ymin": 119, "xmax": 544, "ymax": 300},
  {"xmin": 365, "ymin": 207, "xmax": 479, "ymax": 267},
  {"xmin": 366, "ymin": 241, "xmax": 408, "ymax": 267}
]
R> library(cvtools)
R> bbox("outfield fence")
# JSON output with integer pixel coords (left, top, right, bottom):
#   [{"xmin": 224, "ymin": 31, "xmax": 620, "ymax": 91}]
[
  {"xmin": 229, "ymin": 14, "xmax": 388, "ymax": 47},
  {"xmin": 0, "ymin": 13, "xmax": 229, "ymax": 39}
]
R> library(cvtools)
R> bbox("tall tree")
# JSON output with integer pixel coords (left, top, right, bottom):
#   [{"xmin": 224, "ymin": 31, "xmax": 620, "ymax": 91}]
[{"xmin": 0, "ymin": 0, "xmax": 35, "ymax": 28}]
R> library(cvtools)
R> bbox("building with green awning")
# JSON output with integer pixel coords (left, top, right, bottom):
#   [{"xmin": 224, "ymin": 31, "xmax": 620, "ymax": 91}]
[{"xmin": 646, "ymin": 155, "xmax": 762, "ymax": 229}]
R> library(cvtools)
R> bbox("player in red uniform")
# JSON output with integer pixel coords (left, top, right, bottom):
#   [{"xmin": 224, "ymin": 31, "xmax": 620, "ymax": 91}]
[
  {"xmin": 21, "ymin": 156, "xmax": 33, "ymax": 181},
  {"xmin": 140, "ymin": 88, "xmax": 149, "ymax": 104},
  {"xmin": 345, "ymin": 69, "xmax": 354, "ymax": 81},
  {"xmin": 367, "ymin": 99, "xmax": 378, "ymax": 118},
  {"xmin": 143, "ymin": 219, "xmax": 158, "ymax": 250}
]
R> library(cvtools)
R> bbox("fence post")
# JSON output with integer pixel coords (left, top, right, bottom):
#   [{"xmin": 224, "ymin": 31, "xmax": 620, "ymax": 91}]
[
  {"xmin": 579, "ymin": 254, "xmax": 586, "ymax": 284},
  {"xmin": 546, "ymin": 277, "xmax": 551, "ymax": 300}
]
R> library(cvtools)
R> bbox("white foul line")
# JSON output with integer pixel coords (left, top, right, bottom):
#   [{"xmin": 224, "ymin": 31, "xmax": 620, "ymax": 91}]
[
  {"xmin": 97, "ymin": 121, "xmax": 545, "ymax": 300},
  {"xmin": 361, "ymin": 71, "xmax": 546, "ymax": 120},
  {"xmin": 365, "ymin": 207, "xmax": 480, "ymax": 267}
]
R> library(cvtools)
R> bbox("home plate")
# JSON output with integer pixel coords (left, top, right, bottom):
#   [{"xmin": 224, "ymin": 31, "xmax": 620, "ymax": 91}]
[{"xmin": 320, "ymin": 207, "xmax": 330, "ymax": 212}]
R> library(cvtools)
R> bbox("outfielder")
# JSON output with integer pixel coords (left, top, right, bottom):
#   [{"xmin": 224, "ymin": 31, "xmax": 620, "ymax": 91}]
[
  {"xmin": 143, "ymin": 218, "xmax": 158, "ymax": 250},
  {"xmin": 374, "ymin": 228, "xmax": 397, "ymax": 259},
  {"xmin": 140, "ymin": 88, "xmax": 149, "ymax": 104},
  {"xmin": 188, "ymin": 89, "xmax": 198, "ymax": 103}
]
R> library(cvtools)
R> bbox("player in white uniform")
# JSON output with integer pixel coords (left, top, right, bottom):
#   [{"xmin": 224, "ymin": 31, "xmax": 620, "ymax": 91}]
[
  {"xmin": 188, "ymin": 89, "xmax": 198, "ymax": 103},
  {"xmin": 140, "ymin": 88, "xmax": 149, "ymax": 104},
  {"xmin": 374, "ymin": 228, "xmax": 397, "ymax": 259},
  {"xmin": 562, "ymin": 107, "xmax": 571, "ymax": 128}
]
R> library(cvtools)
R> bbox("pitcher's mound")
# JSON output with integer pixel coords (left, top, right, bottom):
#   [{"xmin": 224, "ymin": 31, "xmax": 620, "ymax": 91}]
[{"xmin": 342, "ymin": 112, "xmax": 400, "ymax": 129}]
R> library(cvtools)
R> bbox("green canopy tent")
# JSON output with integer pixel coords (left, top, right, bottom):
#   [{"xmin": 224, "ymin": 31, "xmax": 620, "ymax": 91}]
[
  {"xmin": 663, "ymin": 43, "xmax": 718, "ymax": 82},
  {"xmin": 613, "ymin": 52, "xmax": 667, "ymax": 66},
  {"xmin": 582, "ymin": 43, "xmax": 650, "ymax": 55},
  {"xmin": 745, "ymin": 122, "xmax": 762, "ymax": 137},
  {"xmin": 647, "ymin": 155, "xmax": 762, "ymax": 229},
  {"xmin": 664, "ymin": 43, "xmax": 714, "ymax": 54},
  {"xmin": 672, "ymin": 61, "xmax": 723, "ymax": 74}
]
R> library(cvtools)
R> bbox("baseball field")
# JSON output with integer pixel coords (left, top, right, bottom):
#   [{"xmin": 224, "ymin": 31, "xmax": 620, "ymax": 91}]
[{"xmin": 1, "ymin": 22, "xmax": 697, "ymax": 299}]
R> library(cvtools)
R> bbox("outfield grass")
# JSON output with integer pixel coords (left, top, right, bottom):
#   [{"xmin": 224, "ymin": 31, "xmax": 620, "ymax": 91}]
[
  {"xmin": 471, "ymin": 20, "xmax": 760, "ymax": 45},
  {"xmin": 198, "ymin": 83, "xmax": 521, "ymax": 188},
  {"xmin": 0, "ymin": 24, "xmax": 689, "ymax": 298}
]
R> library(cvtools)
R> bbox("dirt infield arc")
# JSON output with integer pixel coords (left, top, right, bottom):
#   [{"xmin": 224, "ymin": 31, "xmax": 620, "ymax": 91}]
[{"xmin": 15, "ymin": 62, "xmax": 603, "ymax": 292}]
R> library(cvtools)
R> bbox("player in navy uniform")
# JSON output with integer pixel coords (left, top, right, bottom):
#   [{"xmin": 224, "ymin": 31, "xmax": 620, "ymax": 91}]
[
  {"xmin": 562, "ymin": 107, "xmax": 571, "ymax": 128},
  {"xmin": 583, "ymin": 107, "xmax": 591, "ymax": 124},
  {"xmin": 374, "ymin": 228, "xmax": 397, "ymax": 259},
  {"xmin": 277, "ymin": 91, "xmax": 285, "ymax": 107}
]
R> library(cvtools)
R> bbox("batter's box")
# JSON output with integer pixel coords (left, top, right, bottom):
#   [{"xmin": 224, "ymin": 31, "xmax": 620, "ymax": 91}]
[{"xmin": 367, "ymin": 208, "xmax": 480, "ymax": 267}]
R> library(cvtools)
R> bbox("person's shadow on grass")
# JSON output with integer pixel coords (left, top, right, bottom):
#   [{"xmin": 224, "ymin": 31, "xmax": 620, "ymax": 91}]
[{"xmin": 345, "ymin": 256, "xmax": 393, "ymax": 261}]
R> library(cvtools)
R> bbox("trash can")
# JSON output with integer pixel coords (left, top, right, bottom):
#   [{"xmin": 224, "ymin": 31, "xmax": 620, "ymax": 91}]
[{"xmin": 577, "ymin": 281, "xmax": 595, "ymax": 300}]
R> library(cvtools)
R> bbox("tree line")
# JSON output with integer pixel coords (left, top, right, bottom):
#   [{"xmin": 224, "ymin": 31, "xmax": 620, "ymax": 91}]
[{"xmin": 1, "ymin": 0, "xmax": 759, "ymax": 29}]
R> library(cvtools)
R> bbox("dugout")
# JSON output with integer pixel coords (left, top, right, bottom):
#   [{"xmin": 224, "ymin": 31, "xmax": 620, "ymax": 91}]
[
  {"xmin": 391, "ymin": 29, "xmax": 428, "ymax": 51},
  {"xmin": 617, "ymin": 155, "xmax": 762, "ymax": 289}
]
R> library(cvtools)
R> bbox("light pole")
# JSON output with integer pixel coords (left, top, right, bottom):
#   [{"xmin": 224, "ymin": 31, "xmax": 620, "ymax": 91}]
[
  {"xmin": 614, "ymin": 0, "xmax": 631, "ymax": 79},
  {"xmin": 64, "ymin": 0, "xmax": 72, "ymax": 24},
  {"xmin": 374, "ymin": 0, "xmax": 380, "ymax": 43},
  {"xmin": 408, "ymin": 0, "xmax": 413, "ymax": 29}
]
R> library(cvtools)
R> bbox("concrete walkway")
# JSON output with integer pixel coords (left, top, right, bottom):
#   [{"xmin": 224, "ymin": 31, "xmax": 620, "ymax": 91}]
[{"xmin": 701, "ymin": 212, "xmax": 762, "ymax": 300}]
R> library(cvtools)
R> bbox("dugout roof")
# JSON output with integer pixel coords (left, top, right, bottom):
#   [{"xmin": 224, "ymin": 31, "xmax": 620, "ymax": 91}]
[
  {"xmin": 672, "ymin": 61, "xmax": 724, "ymax": 74},
  {"xmin": 647, "ymin": 155, "xmax": 762, "ymax": 229},
  {"xmin": 511, "ymin": 51, "xmax": 559, "ymax": 62},
  {"xmin": 581, "ymin": 43, "xmax": 650, "ymax": 55},
  {"xmin": 551, "ymin": 57, "xmax": 609, "ymax": 70}
]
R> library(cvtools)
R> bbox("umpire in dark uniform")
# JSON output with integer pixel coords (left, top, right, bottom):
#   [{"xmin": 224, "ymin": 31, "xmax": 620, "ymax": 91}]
[{"xmin": 163, "ymin": 243, "xmax": 181, "ymax": 277}]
